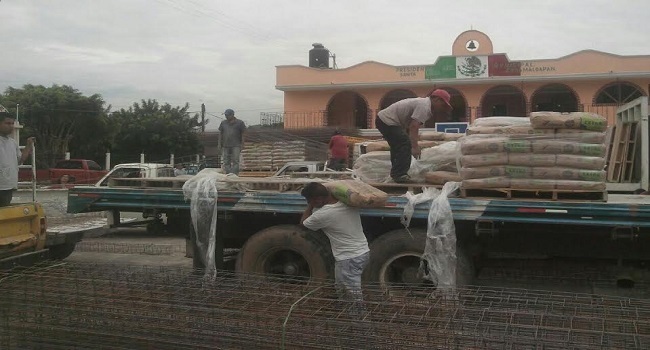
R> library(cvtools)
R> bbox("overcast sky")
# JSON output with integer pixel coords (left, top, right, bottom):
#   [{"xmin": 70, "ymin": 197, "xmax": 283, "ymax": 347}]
[{"xmin": 1, "ymin": 0, "xmax": 649, "ymax": 129}]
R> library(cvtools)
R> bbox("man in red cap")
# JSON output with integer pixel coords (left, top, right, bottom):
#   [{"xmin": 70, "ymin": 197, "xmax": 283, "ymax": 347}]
[{"xmin": 375, "ymin": 89, "xmax": 452, "ymax": 183}]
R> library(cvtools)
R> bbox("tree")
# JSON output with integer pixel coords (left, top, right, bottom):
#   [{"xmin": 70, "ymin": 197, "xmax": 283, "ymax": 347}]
[
  {"xmin": 0, "ymin": 84, "xmax": 109, "ymax": 167},
  {"xmin": 109, "ymin": 99, "xmax": 204, "ymax": 164}
]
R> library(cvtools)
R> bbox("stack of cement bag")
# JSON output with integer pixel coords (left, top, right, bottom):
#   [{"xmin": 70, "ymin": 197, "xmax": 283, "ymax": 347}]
[
  {"xmin": 239, "ymin": 141, "xmax": 320, "ymax": 171},
  {"xmin": 353, "ymin": 134, "xmax": 461, "ymax": 184},
  {"xmin": 459, "ymin": 113, "xmax": 608, "ymax": 191}
]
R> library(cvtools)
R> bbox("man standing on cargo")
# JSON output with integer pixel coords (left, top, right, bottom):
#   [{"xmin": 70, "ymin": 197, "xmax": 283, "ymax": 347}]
[
  {"xmin": 300, "ymin": 182, "xmax": 369, "ymax": 312},
  {"xmin": 328, "ymin": 129, "xmax": 348, "ymax": 171},
  {"xmin": 375, "ymin": 89, "xmax": 453, "ymax": 183},
  {"xmin": 218, "ymin": 109, "xmax": 246, "ymax": 175},
  {"xmin": 0, "ymin": 107, "xmax": 35, "ymax": 207}
]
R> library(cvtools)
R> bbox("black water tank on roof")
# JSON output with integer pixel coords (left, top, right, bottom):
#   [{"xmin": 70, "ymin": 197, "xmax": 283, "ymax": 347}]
[{"xmin": 309, "ymin": 43, "xmax": 329, "ymax": 68}]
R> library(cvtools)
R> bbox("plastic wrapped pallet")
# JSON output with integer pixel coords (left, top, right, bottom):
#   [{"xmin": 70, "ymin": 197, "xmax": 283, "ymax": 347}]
[
  {"xmin": 530, "ymin": 111, "xmax": 607, "ymax": 131},
  {"xmin": 352, "ymin": 152, "xmax": 392, "ymax": 183},
  {"xmin": 458, "ymin": 131, "xmax": 607, "ymax": 193},
  {"xmin": 354, "ymin": 142, "xmax": 460, "ymax": 183},
  {"xmin": 324, "ymin": 180, "xmax": 388, "ymax": 208}
]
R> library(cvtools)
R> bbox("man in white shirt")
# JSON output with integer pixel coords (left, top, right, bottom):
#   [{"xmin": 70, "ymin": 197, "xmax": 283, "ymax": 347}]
[
  {"xmin": 300, "ymin": 182, "xmax": 369, "ymax": 306},
  {"xmin": 0, "ymin": 107, "xmax": 35, "ymax": 207},
  {"xmin": 375, "ymin": 89, "xmax": 452, "ymax": 183}
]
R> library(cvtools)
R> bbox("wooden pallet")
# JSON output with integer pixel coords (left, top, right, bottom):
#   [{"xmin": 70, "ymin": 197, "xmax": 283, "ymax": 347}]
[
  {"xmin": 460, "ymin": 187, "xmax": 607, "ymax": 202},
  {"xmin": 607, "ymin": 121, "xmax": 639, "ymax": 182}
]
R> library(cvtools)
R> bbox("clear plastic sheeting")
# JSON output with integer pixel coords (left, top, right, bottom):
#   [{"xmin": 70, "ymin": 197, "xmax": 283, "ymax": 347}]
[
  {"xmin": 400, "ymin": 182, "xmax": 460, "ymax": 287},
  {"xmin": 353, "ymin": 141, "xmax": 460, "ymax": 183},
  {"xmin": 182, "ymin": 169, "xmax": 231, "ymax": 280}
]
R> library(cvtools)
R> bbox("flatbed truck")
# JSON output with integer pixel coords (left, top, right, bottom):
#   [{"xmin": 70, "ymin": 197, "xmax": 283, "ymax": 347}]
[{"xmin": 65, "ymin": 98, "xmax": 650, "ymax": 287}]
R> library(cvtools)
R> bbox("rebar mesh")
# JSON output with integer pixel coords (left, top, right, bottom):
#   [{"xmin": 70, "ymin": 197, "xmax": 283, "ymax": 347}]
[{"xmin": 1, "ymin": 262, "xmax": 649, "ymax": 349}]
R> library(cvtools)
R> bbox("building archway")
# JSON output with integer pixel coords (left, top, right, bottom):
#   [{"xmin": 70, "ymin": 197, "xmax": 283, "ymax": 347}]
[
  {"xmin": 479, "ymin": 85, "xmax": 527, "ymax": 118},
  {"xmin": 379, "ymin": 89, "xmax": 417, "ymax": 110},
  {"xmin": 594, "ymin": 81, "xmax": 646, "ymax": 104},
  {"xmin": 531, "ymin": 83, "xmax": 579, "ymax": 112},
  {"xmin": 326, "ymin": 91, "xmax": 369, "ymax": 128},
  {"xmin": 424, "ymin": 87, "xmax": 469, "ymax": 126}
]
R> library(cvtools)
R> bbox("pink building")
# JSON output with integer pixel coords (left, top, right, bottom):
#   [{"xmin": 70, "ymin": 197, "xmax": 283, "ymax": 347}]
[{"xmin": 275, "ymin": 30, "xmax": 650, "ymax": 129}]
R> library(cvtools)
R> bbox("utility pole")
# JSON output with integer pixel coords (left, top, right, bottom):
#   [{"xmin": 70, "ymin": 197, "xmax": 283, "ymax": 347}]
[{"xmin": 201, "ymin": 103, "xmax": 206, "ymax": 132}]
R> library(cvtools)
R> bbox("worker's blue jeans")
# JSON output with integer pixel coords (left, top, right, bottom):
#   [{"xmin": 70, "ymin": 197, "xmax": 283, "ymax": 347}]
[
  {"xmin": 222, "ymin": 146, "xmax": 241, "ymax": 175},
  {"xmin": 375, "ymin": 117, "xmax": 411, "ymax": 179},
  {"xmin": 335, "ymin": 251, "xmax": 369, "ymax": 317}
]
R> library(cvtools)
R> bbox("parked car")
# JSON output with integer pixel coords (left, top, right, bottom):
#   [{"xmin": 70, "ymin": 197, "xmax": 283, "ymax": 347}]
[{"xmin": 49, "ymin": 159, "xmax": 107, "ymax": 184}]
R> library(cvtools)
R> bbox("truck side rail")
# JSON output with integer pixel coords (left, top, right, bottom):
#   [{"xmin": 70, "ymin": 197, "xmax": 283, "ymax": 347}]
[{"xmin": 67, "ymin": 186, "xmax": 650, "ymax": 228}]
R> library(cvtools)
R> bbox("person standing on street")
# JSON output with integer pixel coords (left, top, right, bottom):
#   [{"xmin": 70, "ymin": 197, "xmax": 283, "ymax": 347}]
[
  {"xmin": 328, "ymin": 129, "xmax": 348, "ymax": 171},
  {"xmin": 0, "ymin": 107, "xmax": 35, "ymax": 207},
  {"xmin": 300, "ymin": 182, "xmax": 370, "ymax": 312},
  {"xmin": 218, "ymin": 109, "xmax": 246, "ymax": 175},
  {"xmin": 375, "ymin": 89, "xmax": 452, "ymax": 183},
  {"xmin": 173, "ymin": 164, "xmax": 187, "ymax": 176}
]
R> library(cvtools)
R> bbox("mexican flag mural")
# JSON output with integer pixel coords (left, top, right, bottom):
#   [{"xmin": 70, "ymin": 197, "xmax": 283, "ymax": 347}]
[{"xmin": 425, "ymin": 54, "xmax": 521, "ymax": 79}]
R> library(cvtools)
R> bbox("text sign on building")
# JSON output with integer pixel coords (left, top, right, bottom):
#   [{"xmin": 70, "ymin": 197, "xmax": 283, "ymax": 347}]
[{"xmin": 488, "ymin": 55, "xmax": 521, "ymax": 76}]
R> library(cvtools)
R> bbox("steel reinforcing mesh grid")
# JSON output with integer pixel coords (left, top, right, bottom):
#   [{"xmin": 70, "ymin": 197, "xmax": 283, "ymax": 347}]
[{"xmin": 1, "ymin": 262, "xmax": 649, "ymax": 349}]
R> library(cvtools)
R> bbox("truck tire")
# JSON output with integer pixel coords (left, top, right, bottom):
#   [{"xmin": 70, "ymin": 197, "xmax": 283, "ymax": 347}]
[
  {"xmin": 363, "ymin": 228, "xmax": 473, "ymax": 288},
  {"xmin": 235, "ymin": 224, "xmax": 335, "ymax": 281},
  {"xmin": 48, "ymin": 241, "xmax": 77, "ymax": 260}
]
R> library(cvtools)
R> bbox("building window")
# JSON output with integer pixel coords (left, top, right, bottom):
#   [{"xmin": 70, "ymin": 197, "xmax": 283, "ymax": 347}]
[{"xmin": 594, "ymin": 82, "xmax": 644, "ymax": 105}]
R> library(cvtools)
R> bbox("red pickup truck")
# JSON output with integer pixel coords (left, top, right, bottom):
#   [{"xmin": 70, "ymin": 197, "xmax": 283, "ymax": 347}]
[{"xmin": 49, "ymin": 159, "xmax": 108, "ymax": 184}]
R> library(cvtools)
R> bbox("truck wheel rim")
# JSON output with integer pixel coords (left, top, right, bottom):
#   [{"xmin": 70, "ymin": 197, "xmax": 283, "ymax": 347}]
[
  {"xmin": 378, "ymin": 252, "xmax": 431, "ymax": 286},
  {"xmin": 261, "ymin": 249, "xmax": 310, "ymax": 280}
]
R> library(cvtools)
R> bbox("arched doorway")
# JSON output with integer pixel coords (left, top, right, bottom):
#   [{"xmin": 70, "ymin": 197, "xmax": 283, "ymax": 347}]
[
  {"xmin": 594, "ymin": 81, "xmax": 645, "ymax": 104},
  {"xmin": 423, "ymin": 87, "xmax": 469, "ymax": 127},
  {"xmin": 326, "ymin": 91, "xmax": 369, "ymax": 128},
  {"xmin": 379, "ymin": 89, "xmax": 417, "ymax": 110},
  {"xmin": 479, "ymin": 85, "xmax": 527, "ymax": 118},
  {"xmin": 531, "ymin": 83, "xmax": 579, "ymax": 112}
]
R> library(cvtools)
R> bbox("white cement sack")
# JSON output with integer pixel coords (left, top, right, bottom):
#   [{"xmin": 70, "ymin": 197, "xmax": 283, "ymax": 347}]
[
  {"xmin": 555, "ymin": 180, "xmax": 606, "ymax": 191},
  {"xmin": 473, "ymin": 116, "xmax": 531, "ymax": 127},
  {"xmin": 424, "ymin": 171, "xmax": 462, "ymax": 185},
  {"xmin": 555, "ymin": 129, "xmax": 607, "ymax": 143},
  {"xmin": 507, "ymin": 154, "xmax": 556, "ymax": 167},
  {"xmin": 510, "ymin": 179, "xmax": 556, "ymax": 190},
  {"xmin": 460, "ymin": 153, "xmax": 509, "ymax": 167},
  {"xmin": 530, "ymin": 111, "xmax": 607, "ymax": 131},
  {"xmin": 555, "ymin": 154, "xmax": 606, "ymax": 170},
  {"xmin": 462, "ymin": 177, "xmax": 511, "ymax": 189}
]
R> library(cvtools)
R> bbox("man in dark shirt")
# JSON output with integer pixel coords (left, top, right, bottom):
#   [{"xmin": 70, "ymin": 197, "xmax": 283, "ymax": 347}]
[
  {"xmin": 328, "ymin": 129, "xmax": 348, "ymax": 171},
  {"xmin": 218, "ymin": 109, "xmax": 246, "ymax": 175}
]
